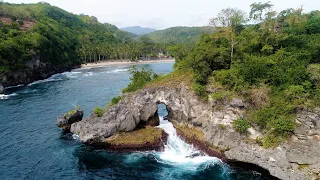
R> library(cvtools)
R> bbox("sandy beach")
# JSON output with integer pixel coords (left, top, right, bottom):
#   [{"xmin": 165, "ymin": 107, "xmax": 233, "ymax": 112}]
[{"xmin": 81, "ymin": 59, "xmax": 175, "ymax": 68}]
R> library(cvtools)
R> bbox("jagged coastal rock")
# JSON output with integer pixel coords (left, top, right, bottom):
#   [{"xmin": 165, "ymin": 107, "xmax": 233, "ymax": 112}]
[
  {"xmin": 0, "ymin": 58, "xmax": 79, "ymax": 90},
  {"xmin": 56, "ymin": 110, "xmax": 84, "ymax": 131},
  {"xmin": 68, "ymin": 84, "xmax": 320, "ymax": 180}
]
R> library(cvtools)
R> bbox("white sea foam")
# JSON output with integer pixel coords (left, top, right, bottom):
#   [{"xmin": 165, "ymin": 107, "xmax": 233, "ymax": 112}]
[
  {"xmin": 72, "ymin": 134, "xmax": 80, "ymax": 140},
  {"xmin": 0, "ymin": 93, "xmax": 18, "ymax": 100},
  {"xmin": 106, "ymin": 68, "xmax": 128, "ymax": 73},
  {"xmin": 83, "ymin": 72, "xmax": 93, "ymax": 77},
  {"xmin": 28, "ymin": 71, "xmax": 81, "ymax": 86},
  {"xmin": 26, "ymin": 67, "xmax": 129, "ymax": 87},
  {"xmin": 5, "ymin": 84, "xmax": 24, "ymax": 89},
  {"xmin": 156, "ymin": 117, "xmax": 222, "ymax": 166}
]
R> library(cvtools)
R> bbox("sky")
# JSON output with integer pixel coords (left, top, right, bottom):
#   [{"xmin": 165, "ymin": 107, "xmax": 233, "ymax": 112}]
[{"xmin": 4, "ymin": 0, "xmax": 320, "ymax": 30}]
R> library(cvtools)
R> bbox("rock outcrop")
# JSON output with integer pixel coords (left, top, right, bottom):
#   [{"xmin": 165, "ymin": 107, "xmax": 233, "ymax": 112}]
[
  {"xmin": 0, "ymin": 57, "xmax": 79, "ymax": 89},
  {"xmin": 100, "ymin": 126, "xmax": 168, "ymax": 152},
  {"xmin": 70, "ymin": 84, "xmax": 320, "ymax": 180},
  {"xmin": 57, "ymin": 110, "xmax": 84, "ymax": 131}
]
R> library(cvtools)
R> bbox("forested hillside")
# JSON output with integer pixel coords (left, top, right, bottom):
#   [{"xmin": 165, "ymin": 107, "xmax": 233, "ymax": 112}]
[
  {"xmin": 120, "ymin": 26, "xmax": 156, "ymax": 35},
  {"xmin": 147, "ymin": 26, "xmax": 215, "ymax": 44},
  {"xmin": 0, "ymin": 2, "xmax": 169, "ymax": 89}
]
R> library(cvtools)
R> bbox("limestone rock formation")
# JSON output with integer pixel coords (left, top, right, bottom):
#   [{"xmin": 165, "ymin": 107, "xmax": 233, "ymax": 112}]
[
  {"xmin": 69, "ymin": 84, "xmax": 320, "ymax": 180},
  {"xmin": 56, "ymin": 110, "xmax": 84, "ymax": 131}
]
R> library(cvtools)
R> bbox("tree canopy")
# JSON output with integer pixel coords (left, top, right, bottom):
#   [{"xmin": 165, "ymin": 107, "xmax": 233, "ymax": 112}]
[{"xmin": 173, "ymin": 3, "xmax": 320, "ymax": 147}]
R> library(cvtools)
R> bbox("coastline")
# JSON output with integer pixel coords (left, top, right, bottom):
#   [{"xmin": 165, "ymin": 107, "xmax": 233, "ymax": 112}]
[{"xmin": 81, "ymin": 59, "xmax": 175, "ymax": 68}]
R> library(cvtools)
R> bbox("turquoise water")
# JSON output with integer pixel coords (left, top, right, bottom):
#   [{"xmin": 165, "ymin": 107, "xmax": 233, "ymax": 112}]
[{"xmin": 0, "ymin": 62, "xmax": 267, "ymax": 180}]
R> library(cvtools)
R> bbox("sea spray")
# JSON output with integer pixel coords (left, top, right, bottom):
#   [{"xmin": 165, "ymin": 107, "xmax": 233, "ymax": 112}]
[{"xmin": 156, "ymin": 117, "xmax": 222, "ymax": 166}]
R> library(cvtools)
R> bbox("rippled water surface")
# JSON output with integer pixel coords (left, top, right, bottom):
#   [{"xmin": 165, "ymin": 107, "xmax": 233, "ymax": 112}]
[{"xmin": 0, "ymin": 62, "xmax": 267, "ymax": 180}]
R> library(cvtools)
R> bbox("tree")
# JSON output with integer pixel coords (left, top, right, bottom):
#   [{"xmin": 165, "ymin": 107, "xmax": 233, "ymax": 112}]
[
  {"xmin": 249, "ymin": 1, "xmax": 274, "ymax": 22},
  {"xmin": 209, "ymin": 8, "xmax": 247, "ymax": 66}
]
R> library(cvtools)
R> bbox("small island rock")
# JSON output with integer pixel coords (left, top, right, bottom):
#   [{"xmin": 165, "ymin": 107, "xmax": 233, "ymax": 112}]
[{"xmin": 56, "ymin": 110, "xmax": 83, "ymax": 131}]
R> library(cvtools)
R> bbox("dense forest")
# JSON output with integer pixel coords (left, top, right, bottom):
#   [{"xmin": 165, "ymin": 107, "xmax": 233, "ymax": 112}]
[
  {"xmin": 129, "ymin": 3, "xmax": 320, "ymax": 148},
  {"xmin": 147, "ymin": 26, "xmax": 215, "ymax": 44}
]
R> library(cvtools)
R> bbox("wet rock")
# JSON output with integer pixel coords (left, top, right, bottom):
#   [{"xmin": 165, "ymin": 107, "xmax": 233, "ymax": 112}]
[
  {"xmin": 0, "ymin": 83, "xmax": 3, "ymax": 94},
  {"xmin": 56, "ymin": 110, "xmax": 83, "ymax": 131}
]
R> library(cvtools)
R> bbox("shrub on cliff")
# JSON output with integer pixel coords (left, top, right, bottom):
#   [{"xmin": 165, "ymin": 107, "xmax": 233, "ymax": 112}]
[
  {"xmin": 232, "ymin": 119, "xmax": 251, "ymax": 134},
  {"xmin": 105, "ymin": 96, "xmax": 123, "ymax": 109},
  {"xmin": 122, "ymin": 65, "xmax": 158, "ymax": 93},
  {"xmin": 111, "ymin": 96, "xmax": 122, "ymax": 105},
  {"xmin": 93, "ymin": 107, "xmax": 104, "ymax": 117}
]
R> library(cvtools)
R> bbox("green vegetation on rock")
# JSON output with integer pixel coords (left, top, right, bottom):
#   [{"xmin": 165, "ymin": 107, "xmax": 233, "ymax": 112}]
[
  {"xmin": 232, "ymin": 119, "xmax": 251, "ymax": 134},
  {"xmin": 64, "ymin": 110, "xmax": 77, "ymax": 119},
  {"xmin": 122, "ymin": 65, "xmax": 159, "ymax": 93},
  {"xmin": 93, "ymin": 107, "xmax": 104, "ymax": 117},
  {"xmin": 111, "ymin": 96, "xmax": 122, "ymax": 105}
]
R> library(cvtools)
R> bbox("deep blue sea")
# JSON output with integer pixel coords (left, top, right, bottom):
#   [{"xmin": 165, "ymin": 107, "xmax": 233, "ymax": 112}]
[{"xmin": 0, "ymin": 62, "xmax": 267, "ymax": 180}]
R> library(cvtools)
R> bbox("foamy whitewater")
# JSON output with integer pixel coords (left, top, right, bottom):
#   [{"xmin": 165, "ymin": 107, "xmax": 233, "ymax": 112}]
[{"xmin": 157, "ymin": 117, "xmax": 222, "ymax": 166}]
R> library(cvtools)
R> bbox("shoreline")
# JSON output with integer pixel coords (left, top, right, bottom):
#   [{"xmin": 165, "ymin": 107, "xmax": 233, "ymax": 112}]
[{"xmin": 81, "ymin": 59, "xmax": 175, "ymax": 68}]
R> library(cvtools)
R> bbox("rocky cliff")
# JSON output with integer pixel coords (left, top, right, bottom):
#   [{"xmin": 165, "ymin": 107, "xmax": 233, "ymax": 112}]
[
  {"xmin": 70, "ymin": 84, "xmax": 320, "ymax": 180},
  {"xmin": 0, "ymin": 57, "xmax": 79, "ymax": 94}
]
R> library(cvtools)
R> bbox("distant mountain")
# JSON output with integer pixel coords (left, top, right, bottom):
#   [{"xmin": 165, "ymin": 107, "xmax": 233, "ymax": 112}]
[
  {"xmin": 147, "ymin": 26, "xmax": 215, "ymax": 44},
  {"xmin": 120, "ymin": 26, "xmax": 156, "ymax": 35}
]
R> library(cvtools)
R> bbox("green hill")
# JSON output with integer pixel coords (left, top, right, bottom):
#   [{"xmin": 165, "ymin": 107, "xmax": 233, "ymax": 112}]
[
  {"xmin": 147, "ymin": 26, "xmax": 215, "ymax": 44},
  {"xmin": 0, "ymin": 2, "xmax": 142, "ymax": 89}
]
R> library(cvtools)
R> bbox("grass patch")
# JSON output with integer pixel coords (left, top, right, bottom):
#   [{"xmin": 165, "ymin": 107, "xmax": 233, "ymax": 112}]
[
  {"xmin": 93, "ymin": 107, "xmax": 104, "ymax": 117},
  {"xmin": 105, "ymin": 126, "xmax": 163, "ymax": 145},
  {"xmin": 210, "ymin": 90, "xmax": 236, "ymax": 102},
  {"xmin": 219, "ymin": 124, "xmax": 227, "ymax": 130},
  {"xmin": 64, "ymin": 109, "xmax": 77, "ymax": 119},
  {"xmin": 145, "ymin": 69, "xmax": 194, "ymax": 88},
  {"xmin": 298, "ymin": 164, "xmax": 309, "ymax": 170}
]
